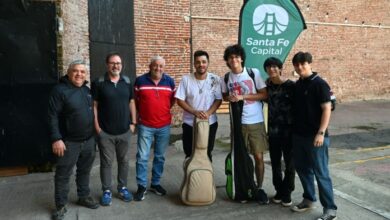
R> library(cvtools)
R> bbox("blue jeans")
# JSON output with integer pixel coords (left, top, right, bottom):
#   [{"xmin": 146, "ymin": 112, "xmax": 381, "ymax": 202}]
[
  {"xmin": 136, "ymin": 124, "xmax": 170, "ymax": 187},
  {"xmin": 292, "ymin": 134, "xmax": 337, "ymax": 212}
]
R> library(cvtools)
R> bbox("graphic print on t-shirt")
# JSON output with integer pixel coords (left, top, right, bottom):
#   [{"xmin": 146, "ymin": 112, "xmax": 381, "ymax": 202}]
[{"xmin": 228, "ymin": 79, "xmax": 256, "ymax": 104}]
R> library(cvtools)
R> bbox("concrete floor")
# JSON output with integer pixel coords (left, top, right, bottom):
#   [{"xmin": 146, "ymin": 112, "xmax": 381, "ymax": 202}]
[{"xmin": 1, "ymin": 99, "xmax": 389, "ymax": 220}]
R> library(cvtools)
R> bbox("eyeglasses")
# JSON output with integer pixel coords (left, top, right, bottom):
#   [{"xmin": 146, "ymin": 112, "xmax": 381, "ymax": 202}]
[{"xmin": 108, "ymin": 62, "xmax": 122, "ymax": 66}]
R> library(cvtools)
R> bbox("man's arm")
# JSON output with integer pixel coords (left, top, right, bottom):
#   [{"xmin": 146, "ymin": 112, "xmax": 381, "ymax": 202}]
[
  {"xmin": 129, "ymin": 99, "xmax": 137, "ymax": 133},
  {"xmin": 206, "ymin": 99, "xmax": 222, "ymax": 116},
  {"xmin": 222, "ymin": 93, "xmax": 229, "ymax": 102},
  {"xmin": 93, "ymin": 101, "xmax": 101, "ymax": 134},
  {"xmin": 230, "ymin": 88, "xmax": 268, "ymax": 102},
  {"xmin": 177, "ymin": 99, "xmax": 204, "ymax": 119},
  {"xmin": 314, "ymin": 102, "xmax": 331, "ymax": 147},
  {"xmin": 48, "ymin": 88, "xmax": 66, "ymax": 157}
]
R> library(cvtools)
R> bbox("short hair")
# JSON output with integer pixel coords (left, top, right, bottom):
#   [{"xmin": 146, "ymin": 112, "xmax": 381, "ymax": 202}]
[
  {"xmin": 67, "ymin": 60, "xmax": 86, "ymax": 73},
  {"xmin": 263, "ymin": 57, "xmax": 283, "ymax": 71},
  {"xmin": 223, "ymin": 44, "xmax": 246, "ymax": 67},
  {"xmin": 150, "ymin": 55, "xmax": 165, "ymax": 65},
  {"xmin": 194, "ymin": 50, "xmax": 209, "ymax": 61},
  {"xmin": 292, "ymin": 52, "xmax": 312, "ymax": 65},
  {"xmin": 105, "ymin": 52, "xmax": 122, "ymax": 63}
]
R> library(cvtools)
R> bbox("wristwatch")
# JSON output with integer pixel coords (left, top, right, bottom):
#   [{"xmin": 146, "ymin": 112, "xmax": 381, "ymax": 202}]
[{"xmin": 318, "ymin": 131, "xmax": 325, "ymax": 136}]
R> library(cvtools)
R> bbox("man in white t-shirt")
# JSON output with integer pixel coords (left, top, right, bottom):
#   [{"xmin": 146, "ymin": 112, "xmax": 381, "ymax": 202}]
[
  {"xmin": 175, "ymin": 50, "xmax": 222, "ymax": 161},
  {"xmin": 221, "ymin": 44, "xmax": 269, "ymax": 189}
]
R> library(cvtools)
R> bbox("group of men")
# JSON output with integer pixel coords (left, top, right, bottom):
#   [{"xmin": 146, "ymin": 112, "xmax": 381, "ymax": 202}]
[
  {"xmin": 48, "ymin": 44, "xmax": 337, "ymax": 220},
  {"xmin": 48, "ymin": 53, "xmax": 175, "ymax": 220}
]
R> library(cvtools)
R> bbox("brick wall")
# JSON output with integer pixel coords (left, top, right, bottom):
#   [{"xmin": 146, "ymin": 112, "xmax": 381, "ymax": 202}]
[
  {"xmin": 57, "ymin": 0, "xmax": 90, "ymax": 79},
  {"xmin": 190, "ymin": 0, "xmax": 390, "ymax": 102},
  {"xmin": 134, "ymin": 0, "xmax": 191, "ymax": 125},
  {"xmin": 59, "ymin": 0, "xmax": 389, "ymax": 124},
  {"xmin": 285, "ymin": 0, "xmax": 390, "ymax": 101},
  {"xmin": 190, "ymin": 0, "xmax": 240, "ymax": 77},
  {"xmin": 134, "ymin": 0, "xmax": 191, "ymax": 77}
]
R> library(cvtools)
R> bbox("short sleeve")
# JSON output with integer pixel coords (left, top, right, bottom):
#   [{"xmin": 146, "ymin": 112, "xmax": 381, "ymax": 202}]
[
  {"xmin": 175, "ymin": 75, "xmax": 188, "ymax": 101},
  {"xmin": 128, "ymin": 83, "xmax": 134, "ymax": 100},
  {"xmin": 253, "ymin": 68, "xmax": 266, "ymax": 90},
  {"xmin": 220, "ymin": 74, "xmax": 228, "ymax": 93},
  {"xmin": 91, "ymin": 80, "xmax": 99, "ymax": 101},
  {"xmin": 213, "ymin": 75, "xmax": 223, "ymax": 100},
  {"xmin": 318, "ymin": 80, "xmax": 331, "ymax": 104}
]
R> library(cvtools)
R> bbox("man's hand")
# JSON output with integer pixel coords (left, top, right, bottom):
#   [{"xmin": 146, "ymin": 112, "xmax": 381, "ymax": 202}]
[
  {"xmin": 193, "ymin": 110, "xmax": 209, "ymax": 120},
  {"xmin": 52, "ymin": 140, "xmax": 66, "ymax": 157},
  {"xmin": 228, "ymin": 94, "xmax": 244, "ymax": 102},
  {"xmin": 95, "ymin": 126, "xmax": 102, "ymax": 135},
  {"xmin": 130, "ymin": 124, "xmax": 136, "ymax": 133},
  {"xmin": 313, "ymin": 134, "xmax": 324, "ymax": 147}
]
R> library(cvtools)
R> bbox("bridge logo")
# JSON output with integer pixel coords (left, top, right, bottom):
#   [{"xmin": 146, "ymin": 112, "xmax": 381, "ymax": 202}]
[{"xmin": 253, "ymin": 4, "xmax": 289, "ymax": 36}]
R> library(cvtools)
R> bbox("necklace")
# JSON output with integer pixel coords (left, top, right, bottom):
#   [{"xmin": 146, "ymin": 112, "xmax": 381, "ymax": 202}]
[{"xmin": 195, "ymin": 73, "xmax": 207, "ymax": 94}]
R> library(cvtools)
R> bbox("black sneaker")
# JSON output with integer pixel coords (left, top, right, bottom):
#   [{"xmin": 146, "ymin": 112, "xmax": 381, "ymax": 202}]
[
  {"xmin": 317, "ymin": 213, "xmax": 337, "ymax": 220},
  {"xmin": 291, "ymin": 199, "xmax": 314, "ymax": 212},
  {"xmin": 77, "ymin": 196, "xmax": 99, "ymax": 209},
  {"xmin": 150, "ymin": 184, "xmax": 167, "ymax": 196},
  {"xmin": 52, "ymin": 206, "xmax": 67, "ymax": 220},
  {"xmin": 255, "ymin": 188, "xmax": 269, "ymax": 205},
  {"xmin": 134, "ymin": 184, "xmax": 147, "ymax": 201},
  {"xmin": 272, "ymin": 192, "xmax": 282, "ymax": 204},
  {"xmin": 282, "ymin": 195, "xmax": 292, "ymax": 207}
]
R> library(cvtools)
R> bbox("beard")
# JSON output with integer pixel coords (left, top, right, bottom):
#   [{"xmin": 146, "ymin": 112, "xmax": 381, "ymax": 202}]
[
  {"xmin": 111, "ymin": 70, "xmax": 120, "ymax": 76},
  {"xmin": 196, "ymin": 68, "xmax": 207, "ymax": 75}
]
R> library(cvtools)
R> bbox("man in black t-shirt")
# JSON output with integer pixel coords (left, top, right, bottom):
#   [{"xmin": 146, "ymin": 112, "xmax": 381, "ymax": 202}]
[
  {"xmin": 264, "ymin": 57, "xmax": 295, "ymax": 207},
  {"xmin": 91, "ymin": 52, "xmax": 137, "ymax": 206},
  {"xmin": 290, "ymin": 52, "xmax": 337, "ymax": 220}
]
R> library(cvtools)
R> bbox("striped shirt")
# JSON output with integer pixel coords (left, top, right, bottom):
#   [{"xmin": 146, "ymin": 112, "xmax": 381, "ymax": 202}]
[{"xmin": 134, "ymin": 72, "xmax": 176, "ymax": 128}]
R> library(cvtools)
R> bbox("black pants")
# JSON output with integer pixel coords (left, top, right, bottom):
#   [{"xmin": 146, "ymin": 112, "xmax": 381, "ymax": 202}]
[
  {"xmin": 269, "ymin": 136, "xmax": 295, "ymax": 197},
  {"xmin": 182, "ymin": 122, "xmax": 218, "ymax": 161},
  {"xmin": 54, "ymin": 136, "xmax": 96, "ymax": 208}
]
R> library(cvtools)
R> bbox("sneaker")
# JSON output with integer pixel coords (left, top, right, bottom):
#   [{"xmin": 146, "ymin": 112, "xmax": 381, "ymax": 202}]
[
  {"xmin": 134, "ymin": 185, "xmax": 147, "ymax": 201},
  {"xmin": 52, "ymin": 206, "xmax": 67, "ymax": 220},
  {"xmin": 281, "ymin": 195, "xmax": 292, "ymax": 207},
  {"xmin": 101, "ymin": 190, "xmax": 112, "ymax": 206},
  {"xmin": 291, "ymin": 199, "xmax": 314, "ymax": 212},
  {"xmin": 272, "ymin": 192, "xmax": 282, "ymax": 204},
  {"xmin": 118, "ymin": 187, "xmax": 133, "ymax": 202},
  {"xmin": 78, "ymin": 196, "xmax": 99, "ymax": 209},
  {"xmin": 255, "ymin": 188, "xmax": 269, "ymax": 205},
  {"xmin": 317, "ymin": 213, "xmax": 337, "ymax": 220},
  {"xmin": 150, "ymin": 184, "xmax": 167, "ymax": 196}
]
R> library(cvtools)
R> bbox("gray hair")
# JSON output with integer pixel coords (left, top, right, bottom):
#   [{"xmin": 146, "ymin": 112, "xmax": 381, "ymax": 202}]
[
  {"xmin": 67, "ymin": 60, "xmax": 87, "ymax": 74},
  {"xmin": 150, "ymin": 56, "xmax": 165, "ymax": 65},
  {"xmin": 68, "ymin": 60, "xmax": 86, "ymax": 70}
]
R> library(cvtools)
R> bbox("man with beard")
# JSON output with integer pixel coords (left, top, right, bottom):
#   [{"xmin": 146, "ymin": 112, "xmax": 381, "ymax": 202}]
[
  {"xmin": 91, "ymin": 52, "xmax": 137, "ymax": 206},
  {"xmin": 175, "ymin": 50, "xmax": 222, "ymax": 161}
]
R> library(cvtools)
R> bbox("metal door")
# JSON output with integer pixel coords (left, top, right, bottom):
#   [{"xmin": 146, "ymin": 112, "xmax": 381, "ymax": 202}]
[
  {"xmin": 88, "ymin": 0, "xmax": 136, "ymax": 82},
  {"xmin": 0, "ymin": 0, "xmax": 57, "ymax": 166}
]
